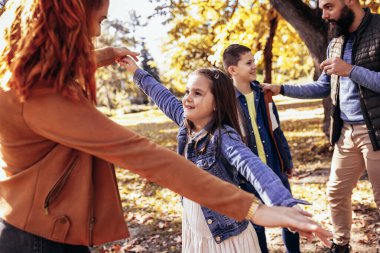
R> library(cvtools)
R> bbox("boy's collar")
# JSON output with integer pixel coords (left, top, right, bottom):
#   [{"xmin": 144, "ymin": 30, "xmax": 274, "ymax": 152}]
[{"xmin": 235, "ymin": 80, "xmax": 262, "ymax": 97}]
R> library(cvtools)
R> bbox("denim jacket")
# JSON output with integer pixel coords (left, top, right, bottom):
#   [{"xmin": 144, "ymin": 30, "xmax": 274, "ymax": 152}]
[
  {"xmin": 236, "ymin": 81, "xmax": 293, "ymax": 177},
  {"xmin": 133, "ymin": 69, "xmax": 307, "ymax": 243}
]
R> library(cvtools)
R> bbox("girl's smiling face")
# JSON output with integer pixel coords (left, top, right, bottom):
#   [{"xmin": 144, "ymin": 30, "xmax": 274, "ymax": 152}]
[{"xmin": 182, "ymin": 74, "xmax": 216, "ymax": 132}]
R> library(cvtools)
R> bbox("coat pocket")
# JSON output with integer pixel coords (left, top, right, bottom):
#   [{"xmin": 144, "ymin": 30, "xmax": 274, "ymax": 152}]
[
  {"xmin": 44, "ymin": 154, "xmax": 79, "ymax": 215},
  {"xmin": 50, "ymin": 215, "xmax": 71, "ymax": 242}
]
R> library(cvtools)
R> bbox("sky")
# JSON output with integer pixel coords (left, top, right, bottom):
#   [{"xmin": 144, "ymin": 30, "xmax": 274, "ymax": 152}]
[{"xmin": 108, "ymin": 0, "xmax": 168, "ymax": 65}]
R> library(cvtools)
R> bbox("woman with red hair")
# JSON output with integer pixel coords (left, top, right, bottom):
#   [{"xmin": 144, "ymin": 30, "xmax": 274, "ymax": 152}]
[{"xmin": 0, "ymin": 0, "xmax": 331, "ymax": 252}]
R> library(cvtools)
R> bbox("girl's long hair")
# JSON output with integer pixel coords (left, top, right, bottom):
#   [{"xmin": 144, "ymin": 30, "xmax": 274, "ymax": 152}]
[
  {"xmin": 185, "ymin": 68, "xmax": 242, "ymax": 153},
  {"xmin": 0, "ymin": 0, "xmax": 104, "ymax": 102}
]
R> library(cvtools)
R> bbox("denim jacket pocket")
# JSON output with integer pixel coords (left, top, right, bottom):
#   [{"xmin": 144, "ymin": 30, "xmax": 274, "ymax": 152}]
[{"xmin": 195, "ymin": 155, "xmax": 216, "ymax": 171}]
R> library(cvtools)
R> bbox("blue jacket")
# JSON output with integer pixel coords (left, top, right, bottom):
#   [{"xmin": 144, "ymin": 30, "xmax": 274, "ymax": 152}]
[
  {"xmin": 133, "ymin": 69, "xmax": 307, "ymax": 243},
  {"xmin": 236, "ymin": 81, "xmax": 293, "ymax": 178}
]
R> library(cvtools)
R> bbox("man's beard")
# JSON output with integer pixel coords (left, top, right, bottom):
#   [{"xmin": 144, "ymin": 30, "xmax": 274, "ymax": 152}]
[{"xmin": 327, "ymin": 5, "xmax": 355, "ymax": 39}]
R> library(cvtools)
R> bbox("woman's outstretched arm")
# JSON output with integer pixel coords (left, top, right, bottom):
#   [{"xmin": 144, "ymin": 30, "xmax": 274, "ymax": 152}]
[{"xmin": 94, "ymin": 47, "xmax": 139, "ymax": 68}]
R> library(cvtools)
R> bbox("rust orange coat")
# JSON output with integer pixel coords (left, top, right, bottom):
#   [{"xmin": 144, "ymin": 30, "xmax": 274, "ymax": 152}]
[{"xmin": 0, "ymin": 85, "xmax": 255, "ymax": 246}]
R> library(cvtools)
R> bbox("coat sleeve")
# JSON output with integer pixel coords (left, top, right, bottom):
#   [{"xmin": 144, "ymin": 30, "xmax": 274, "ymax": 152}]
[
  {"xmin": 94, "ymin": 47, "xmax": 115, "ymax": 68},
  {"xmin": 22, "ymin": 89, "xmax": 255, "ymax": 221}
]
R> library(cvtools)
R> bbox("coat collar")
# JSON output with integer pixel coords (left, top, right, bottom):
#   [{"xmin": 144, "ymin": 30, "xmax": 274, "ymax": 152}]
[{"xmin": 235, "ymin": 80, "xmax": 262, "ymax": 98}]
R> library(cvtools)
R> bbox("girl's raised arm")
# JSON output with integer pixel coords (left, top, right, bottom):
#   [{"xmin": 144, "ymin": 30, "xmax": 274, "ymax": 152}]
[{"xmin": 120, "ymin": 57, "xmax": 184, "ymax": 126}]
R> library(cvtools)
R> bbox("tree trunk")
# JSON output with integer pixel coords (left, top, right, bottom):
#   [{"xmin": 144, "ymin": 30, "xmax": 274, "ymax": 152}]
[
  {"xmin": 263, "ymin": 10, "xmax": 279, "ymax": 83},
  {"xmin": 270, "ymin": 0, "xmax": 331, "ymax": 138}
]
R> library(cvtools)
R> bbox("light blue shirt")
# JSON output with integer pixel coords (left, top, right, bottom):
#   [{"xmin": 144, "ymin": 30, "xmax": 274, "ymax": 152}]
[
  {"xmin": 283, "ymin": 35, "xmax": 380, "ymax": 124},
  {"xmin": 339, "ymin": 34, "xmax": 364, "ymax": 123}
]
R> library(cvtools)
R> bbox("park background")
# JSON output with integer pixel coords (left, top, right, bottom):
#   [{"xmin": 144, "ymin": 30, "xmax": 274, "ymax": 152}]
[{"xmin": 1, "ymin": 0, "xmax": 380, "ymax": 252}]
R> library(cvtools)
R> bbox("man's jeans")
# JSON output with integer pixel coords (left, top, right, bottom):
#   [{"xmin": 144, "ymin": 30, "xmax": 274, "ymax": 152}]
[
  {"xmin": 0, "ymin": 219, "xmax": 90, "ymax": 253},
  {"xmin": 328, "ymin": 123, "xmax": 380, "ymax": 245}
]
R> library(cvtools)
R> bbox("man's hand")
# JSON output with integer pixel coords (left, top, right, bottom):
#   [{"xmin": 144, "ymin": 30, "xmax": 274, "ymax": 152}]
[
  {"xmin": 320, "ymin": 57, "xmax": 353, "ymax": 76},
  {"xmin": 262, "ymin": 83, "xmax": 282, "ymax": 96}
]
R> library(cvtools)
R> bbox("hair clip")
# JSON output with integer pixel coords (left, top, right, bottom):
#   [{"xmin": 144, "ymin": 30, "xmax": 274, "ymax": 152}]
[{"xmin": 214, "ymin": 73, "xmax": 220, "ymax": 79}]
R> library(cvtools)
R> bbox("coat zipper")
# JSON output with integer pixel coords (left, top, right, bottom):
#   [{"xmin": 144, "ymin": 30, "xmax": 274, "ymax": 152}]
[
  {"xmin": 44, "ymin": 155, "xmax": 79, "ymax": 215},
  {"xmin": 89, "ymin": 216, "xmax": 95, "ymax": 246},
  {"xmin": 88, "ymin": 159, "xmax": 96, "ymax": 246}
]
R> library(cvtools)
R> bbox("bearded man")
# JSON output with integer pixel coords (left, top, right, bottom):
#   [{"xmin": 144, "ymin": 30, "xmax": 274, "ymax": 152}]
[{"xmin": 263, "ymin": 1, "xmax": 380, "ymax": 252}]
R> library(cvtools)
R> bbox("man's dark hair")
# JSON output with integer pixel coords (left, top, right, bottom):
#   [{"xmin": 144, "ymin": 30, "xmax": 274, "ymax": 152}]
[{"xmin": 222, "ymin": 44, "xmax": 251, "ymax": 72}]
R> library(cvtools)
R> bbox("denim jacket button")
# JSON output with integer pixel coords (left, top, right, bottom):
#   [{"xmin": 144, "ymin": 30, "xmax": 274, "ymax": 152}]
[
  {"xmin": 215, "ymin": 236, "xmax": 221, "ymax": 242},
  {"xmin": 207, "ymin": 219, "xmax": 213, "ymax": 225}
]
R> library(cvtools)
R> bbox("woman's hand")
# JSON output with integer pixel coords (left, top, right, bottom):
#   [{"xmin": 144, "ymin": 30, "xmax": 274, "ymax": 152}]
[
  {"xmin": 117, "ymin": 56, "xmax": 139, "ymax": 74},
  {"xmin": 95, "ymin": 46, "xmax": 140, "ymax": 68},
  {"xmin": 112, "ymin": 47, "xmax": 139, "ymax": 62},
  {"xmin": 251, "ymin": 205, "xmax": 332, "ymax": 247}
]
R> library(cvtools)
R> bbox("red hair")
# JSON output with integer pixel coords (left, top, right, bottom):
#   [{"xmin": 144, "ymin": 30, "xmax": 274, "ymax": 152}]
[{"xmin": 0, "ymin": 0, "xmax": 104, "ymax": 102}]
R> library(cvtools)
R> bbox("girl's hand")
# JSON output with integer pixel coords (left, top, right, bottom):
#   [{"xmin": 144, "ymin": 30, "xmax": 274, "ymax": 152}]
[
  {"xmin": 95, "ymin": 46, "xmax": 140, "ymax": 68},
  {"xmin": 117, "ymin": 56, "xmax": 139, "ymax": 74},
  {"xmin": 112, "ymin": 47, "xmax": 140, "ymax": 62},
  {"xmin": 251, "ymin": 205, "xmax": 332, "ymax": 247}
]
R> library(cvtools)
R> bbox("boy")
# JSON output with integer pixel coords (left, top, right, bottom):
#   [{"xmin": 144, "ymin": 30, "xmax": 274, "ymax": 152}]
[{"xmin": 223, "ymin": 44, "xmax": 299, "ymax": 253}]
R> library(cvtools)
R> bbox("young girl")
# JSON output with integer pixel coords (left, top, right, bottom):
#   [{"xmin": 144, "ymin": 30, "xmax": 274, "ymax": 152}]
[{"xmin": 121, "ymin": 58, "xmax": 317, "ymax": 252}]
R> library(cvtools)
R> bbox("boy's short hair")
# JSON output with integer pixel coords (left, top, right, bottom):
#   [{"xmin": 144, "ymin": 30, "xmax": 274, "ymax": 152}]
[{"xmin": 222, "ymin": 44, "xmax": 252, "ymax": 72}]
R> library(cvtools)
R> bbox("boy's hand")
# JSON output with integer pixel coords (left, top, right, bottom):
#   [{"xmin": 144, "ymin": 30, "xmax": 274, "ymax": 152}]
[
  {"xmin": 262, "ymin": 83, "xmax": 282, "ymax": 96},
  {"xmin": 117, "ymin": 56, "xmax": 140, "ymax": 74},
  {"xmin": 286, "ymin": 168, "xmax": 293, "ymax": 178}
]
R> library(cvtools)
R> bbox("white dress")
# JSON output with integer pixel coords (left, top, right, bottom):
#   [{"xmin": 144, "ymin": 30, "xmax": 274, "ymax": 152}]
[
  {"xmin": 182, "ymin": 130, "xmax": 261, "ymax": 253},
  {"xmin": 181, "ymin": 197, "xmax": 262, "ymax": 253}
]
